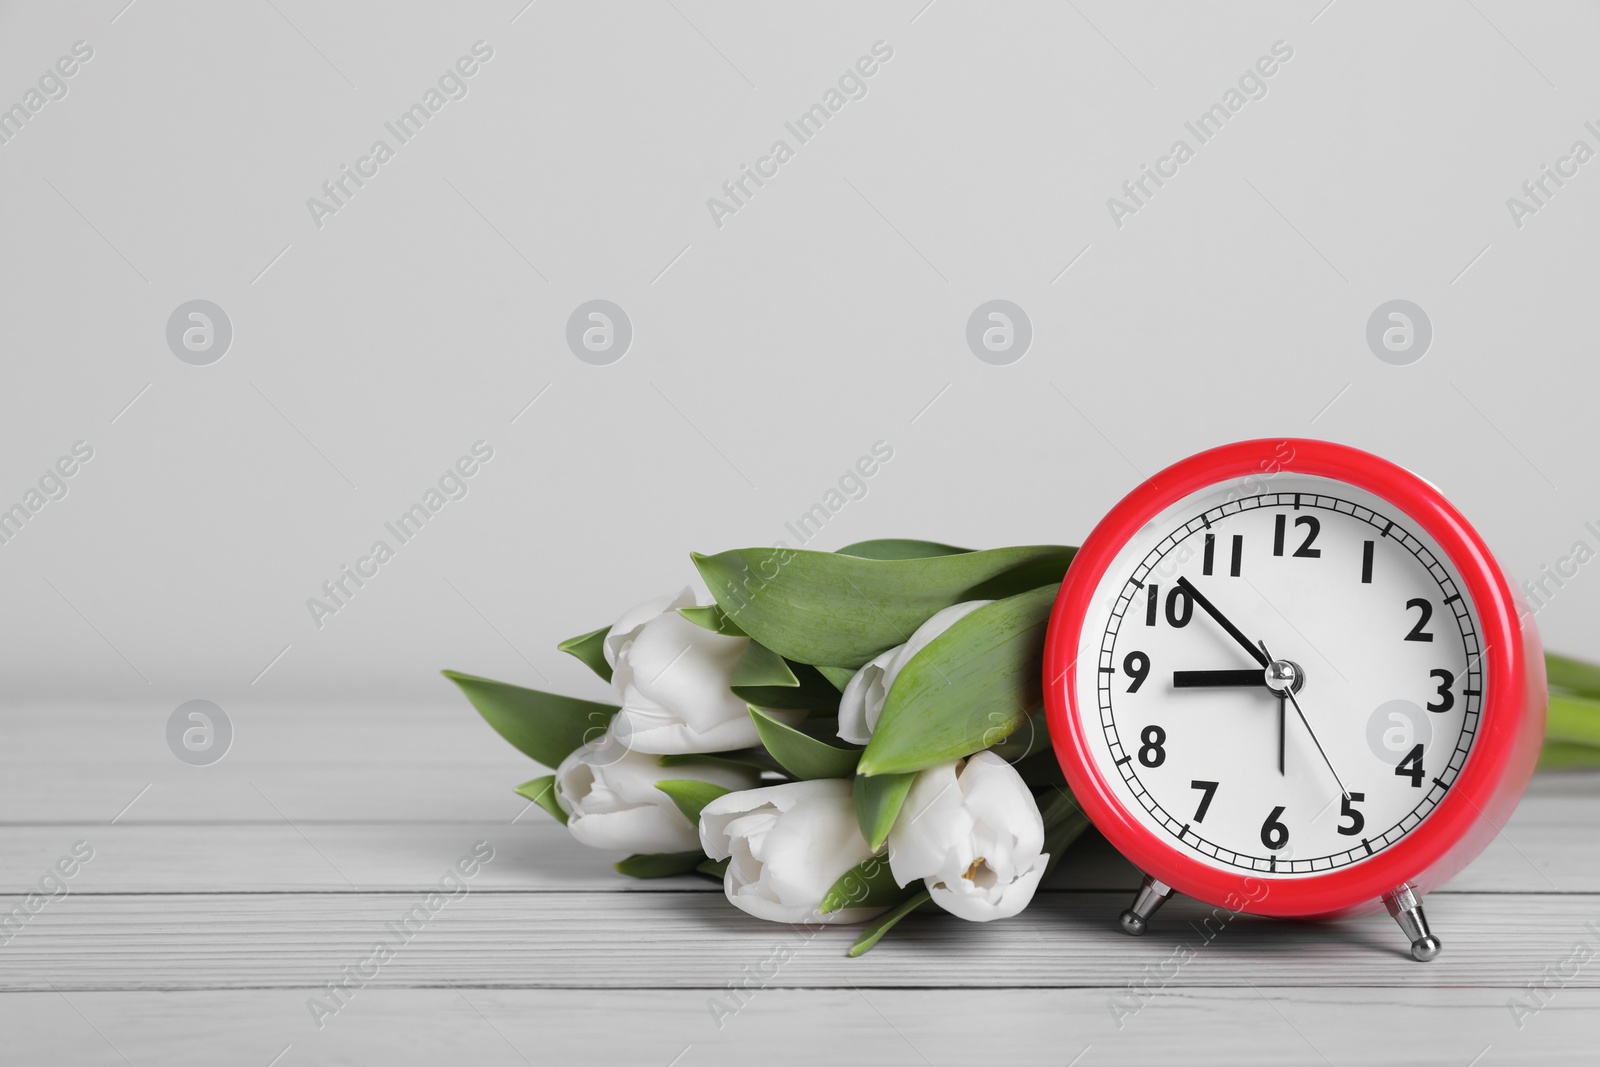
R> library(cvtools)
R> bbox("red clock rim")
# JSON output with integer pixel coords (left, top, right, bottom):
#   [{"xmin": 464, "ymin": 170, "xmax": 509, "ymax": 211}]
[{"xmin": 1043, "ymin": 438, "xmax": 1530, "ymax": 917}]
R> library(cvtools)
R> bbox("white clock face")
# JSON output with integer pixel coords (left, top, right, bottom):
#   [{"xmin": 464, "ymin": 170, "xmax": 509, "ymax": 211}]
[{"xmin": 1073, "ymin": 473, "xmax": 1483, "ymax": 877}]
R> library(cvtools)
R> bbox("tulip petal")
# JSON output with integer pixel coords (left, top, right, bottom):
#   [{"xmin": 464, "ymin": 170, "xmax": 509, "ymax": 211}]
[
  {"xmin": 700, "ymin": 780, "xmax": 840, "ymax": 859},
  {"xmin": 885, "ymin": 753, "xmax": 1050, "ymax": 922},
  {"xmin": 612, "ymin": 702, "xmax": 763, "ymax": 754},
  {"xmin": 886, "ymin": 760, "xmax": 969, "ymax": 887},
  {"xmin": 604, "ymin": 588, "xmax": 696, "ymax": 670},
  {"xmin": 927, "ymin": 852, "xmax": 1048, "ymax": 922},
  {"xmin": 568, "ymin": 802, "xmax": 700, "ymax": 853},
  {"xmin": 615, "ymin": 610, "xmax": 752, "ymax": 753},
  {"xmin": 698, "ymin": 780, "xmax": 887, "ymax": 925},
  {"xmin": 837, "ymin": 647, "xmax": 894, "ymax": 745},
  {"xmin": 556, "ymin": 734, "xmax": 758, "ymax": 854}
]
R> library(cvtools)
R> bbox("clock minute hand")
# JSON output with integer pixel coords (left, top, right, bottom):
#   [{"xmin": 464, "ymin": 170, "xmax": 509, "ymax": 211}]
[{"xmin": 1174, "ymin": 577, "xmax": 1270, "ymax": 668}]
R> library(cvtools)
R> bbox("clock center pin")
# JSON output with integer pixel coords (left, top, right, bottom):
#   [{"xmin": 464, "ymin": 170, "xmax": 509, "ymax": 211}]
[{"xmin": 1265, "ymin": 658, "xmax": 1305, "ymax": 695}]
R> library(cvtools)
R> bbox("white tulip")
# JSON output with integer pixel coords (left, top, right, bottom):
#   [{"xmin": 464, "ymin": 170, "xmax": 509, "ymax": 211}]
[
  {"xmin": 699, "ymin": 780, "xmax": 887, "ymax": 924},
  {"xmin": 604, "ymin": 588, "xmax": 758, "ymax": 754},
  {"xmin": 554, "ymin": 731, "xmax": 759, "ymax": 853},
  {"xmin": 887, "ymin": 751, "xmax": 1048, "ymax": 922},
  {"xmin": 837, "ymin": 600, "xmax": 992, "ymax": 745}
]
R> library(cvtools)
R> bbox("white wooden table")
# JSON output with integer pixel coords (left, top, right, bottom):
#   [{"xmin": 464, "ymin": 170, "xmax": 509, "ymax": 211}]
[{"xmin": 5, "ymin": 700, "xmax": 1595, "ymax": 1065}]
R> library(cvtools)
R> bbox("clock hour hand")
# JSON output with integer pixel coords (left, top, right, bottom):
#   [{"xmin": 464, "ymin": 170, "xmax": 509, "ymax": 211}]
[
  {"xmin": 1172, "ymin": 669, "xmax": 1266, "ymax": 688},
  {"xmin": 1276, "ymin": 689, "xmax": 1286, "ymax": 775},
  {"xmin": 1174, "ymin": 577, "xmax": 1270, "ymax": 668},
  {"xmin": 1259, "ymin": 641, "xmax": 1286, "ymax": 776}
]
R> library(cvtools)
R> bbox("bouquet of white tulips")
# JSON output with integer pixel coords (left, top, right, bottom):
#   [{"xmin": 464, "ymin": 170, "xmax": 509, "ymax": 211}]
[
  {"xmin": 445, "ymin": 539, "xmax": 1600, "ymax": 955},
  {"xmin": 444, "ymin": 539, "xmax": 1091, "ymax": 955}
]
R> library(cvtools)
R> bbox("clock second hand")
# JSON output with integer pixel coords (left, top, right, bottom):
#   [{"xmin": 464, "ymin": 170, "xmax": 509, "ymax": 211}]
[{"xmin": 1261, "ymin": 638, "xmax": 1351, "ymax": 800}]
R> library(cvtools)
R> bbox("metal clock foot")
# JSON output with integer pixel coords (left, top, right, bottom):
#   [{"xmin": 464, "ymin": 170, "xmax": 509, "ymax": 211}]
[
  {"xmin": 1119, "ymin": 874, "xmax": 1173, "ymax": 936},
  {"xmin": 1383, "ymin": 884, "xmax": 1441, "ymax": 962}
]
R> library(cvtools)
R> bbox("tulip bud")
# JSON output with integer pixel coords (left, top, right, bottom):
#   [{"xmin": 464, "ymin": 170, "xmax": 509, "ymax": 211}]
[
  {"xmin": 699, "ymin": 780, "xmax": 888, "ymax": 924},
  {"xmin": 555, "ymin": 732, "xmax": 758, "ymax": 853},
  {"xmin": 887, "ymin": 752, "xmax": 1047, "ymax": 921},
  {"xmin": 605, "ymin": 589, "xmax": 758, "ymax": 753}
]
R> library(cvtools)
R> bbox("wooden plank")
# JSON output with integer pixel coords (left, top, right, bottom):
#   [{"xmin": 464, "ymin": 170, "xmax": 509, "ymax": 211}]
[
  {"xmin": 3, "ymin": 888, "xmax": 1597, "ymax": 992},
  {"xmin": 2, "ymin": 986, "xmax": 1592, "ymax": 1067},
  {"xmin": 0, "ymin": 701, "xmax": 541, "ymax": 825},
  {"xmin": 7, "ymin": 701, "xmax": 1595, "ymax": 826},
  {"xmin": 0, "ymin": 789, "xmax": 1589, "ymax": 894}
]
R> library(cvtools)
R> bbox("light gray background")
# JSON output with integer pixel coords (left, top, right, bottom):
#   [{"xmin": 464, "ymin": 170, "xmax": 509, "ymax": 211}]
[
  {"xmin": 2, "ymin": 0, "xmax": 1596, "ymax": 719},
  {"xmin": 5, "ymin": 6, "xmax": 1599, "ymax": 1065}
]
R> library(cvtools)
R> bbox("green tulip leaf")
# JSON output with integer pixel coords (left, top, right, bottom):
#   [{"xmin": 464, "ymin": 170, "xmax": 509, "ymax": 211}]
[
  {"xmin": 747, "ymin": 705, "xmax": 860, "ymax": 780},
  {"xmin": 692, "ymin": 545, "xmax": 1075, "ymax": 668},
  {"xmin": 848, "ymin": 890, "xmax": 933, "ymax": 957},
  {"xmin": 697, "ymin": 856, "xmax": 730, "ymax": 880},
  {"xmin": 556, "ymin": 626, "xmax": 612, "ymax": 683},
  {"xmin": 817, "ymin": 665, "xmax": 858, "ymax": 692},
  {"xmin": 961, "ymin": 555, "xmax": 1071, "ymax": 602},
  {"xmin": 820, "ymin": 854, "xmax": 908, "ymax": 913},
  {"xmin": 836, "ymin": 539, "xmax": 971, "ymax": 560},
  {"xmin": 731, "ymin": 642, "xmax": 844, "ymax": 711},
  {"xmin": 1539, "ymin": 740, "xmax": 1600, "ymax": 770},
  {"xmin": 443, "ymin": 670, "xmax": 616, "ymax": 769},
  {"xmin": 655, "ymin": 779, "xmax": 734, "ymax": 827},
  {"xmin": 857, "ymin": 584, "xmax": 1057, "ymax": 776},
  {"xmin": 733, "ymin": 640, "xmax": 800, "ymax": 688},
  {"xmin": 1547, "ymin": 653, "xmax": 1600, "ymax": 701},
  {"xmin": 1545, "ymin": 693, "xmax": 1600, "ymax": 748},
  {"xmin": 854, "ymin": 771, "xmax": 915, "ymax": 851},
  {"xmin": 727, "ymin": 642, "xmax": 831, "ymax": 710},
  {"xmin": 513, "ymin": 775, "xmax": 567, "ymax": 825},
  {"xmin": 614, "ymin": 852, "xmax": 704, "ymax": 879},
  {"xmin": 679, "ymin": 604, "xmax": 747, "ymax": 637},
  {"xmin": 733, "ymin": 674, "xmax": 842, "ymax": 711}
]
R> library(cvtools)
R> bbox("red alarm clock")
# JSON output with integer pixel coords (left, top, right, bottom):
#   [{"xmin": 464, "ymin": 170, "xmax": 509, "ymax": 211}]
[{"xmin": 1044, "ymin": 439, "xmax": 1545, "ymax": 960}]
